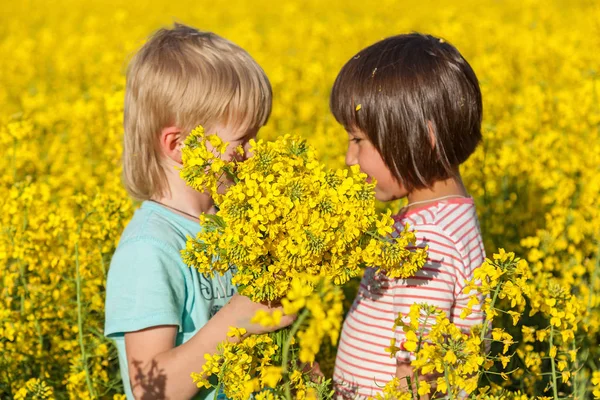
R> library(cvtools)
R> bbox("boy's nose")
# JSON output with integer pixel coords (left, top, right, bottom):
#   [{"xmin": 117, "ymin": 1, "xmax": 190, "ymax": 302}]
[{"xmin": 242, "ymin": 142, "xmax": 254, "ymax": 159}]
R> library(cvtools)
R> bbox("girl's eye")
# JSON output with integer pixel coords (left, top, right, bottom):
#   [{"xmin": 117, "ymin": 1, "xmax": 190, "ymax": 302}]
[{"xmin": 350, "ymin": 138, "xmax": 362, "ymax": 144}]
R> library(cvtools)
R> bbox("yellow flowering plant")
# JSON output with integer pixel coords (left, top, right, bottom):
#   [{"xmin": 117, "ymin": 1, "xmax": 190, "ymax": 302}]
[
  {"xmin": 181, "ymin": 126, "xmax": 427, "ymax": 302},
  {"xmin": 381, "ymin": 250, "xmax": 596, "ymax": 400},
  {"xmin": 179, "ymin": 126, "xmax": 427, "ymax": 398},
  {"xmin": 1, "ymin": 0, "xmax": 599, "ymax": 398},
  {"xmin": 192, "ymin": 276, "xmax": 342, "ymax": 400}
]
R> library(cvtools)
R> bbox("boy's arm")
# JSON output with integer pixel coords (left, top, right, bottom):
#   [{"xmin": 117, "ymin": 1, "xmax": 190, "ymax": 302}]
[{"xmin": 125, "ymin": 293, "xmax": 294, "ymax": 400}]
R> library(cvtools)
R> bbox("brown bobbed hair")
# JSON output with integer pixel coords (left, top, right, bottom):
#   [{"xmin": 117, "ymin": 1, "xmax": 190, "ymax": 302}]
[{"xmin": 330, "ymin": 33, "xmax": 482, "ymax": 191}]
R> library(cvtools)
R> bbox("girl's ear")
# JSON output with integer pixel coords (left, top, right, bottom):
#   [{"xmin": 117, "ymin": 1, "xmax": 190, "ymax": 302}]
[
  {"xmin": 427, "ymin": 121, "xmax": 437, "ymax": 149},
  {"xmin": 160, "ymin": 126, "xmax": 184, "ymax": 164}
]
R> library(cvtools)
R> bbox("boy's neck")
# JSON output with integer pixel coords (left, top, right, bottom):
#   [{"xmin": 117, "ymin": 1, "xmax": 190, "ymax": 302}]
[
  {"xmin": 405, "ymin": 174, "xmax": 469, "ymax": 212},
  {"xmin": 151, "ymin": 163, "xmax": 217, "ymax": 221}
]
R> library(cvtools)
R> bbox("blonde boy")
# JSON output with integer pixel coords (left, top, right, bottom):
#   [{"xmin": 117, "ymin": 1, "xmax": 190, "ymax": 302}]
[{"xmin": 104, "ymin": 23, "xmax": 293, "ymax": 400}]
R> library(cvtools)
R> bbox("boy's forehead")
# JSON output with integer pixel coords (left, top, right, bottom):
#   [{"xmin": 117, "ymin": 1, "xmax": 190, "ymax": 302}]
[{"xmin": 213, "ymin": 122, "xmax": 258, "ymax": 140}]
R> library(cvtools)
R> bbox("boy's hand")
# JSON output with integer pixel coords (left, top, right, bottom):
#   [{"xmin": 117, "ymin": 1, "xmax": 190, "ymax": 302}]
[{"xmin": 219, "ymin": 293, "xmax": 296, "ymax": 336}]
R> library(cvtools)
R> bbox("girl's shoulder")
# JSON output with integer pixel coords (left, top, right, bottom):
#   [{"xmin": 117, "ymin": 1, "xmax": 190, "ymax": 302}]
[
  {"xmin": 393, "ymin": 197, "xmax": 475, "ymax": 226},
  {"xmin": 392, "ymin": 197, "xmax": 481, "ymax": 249},
  {"xmin": 393, "ymin": 197, "xmax": 485, "ymax": 273}
]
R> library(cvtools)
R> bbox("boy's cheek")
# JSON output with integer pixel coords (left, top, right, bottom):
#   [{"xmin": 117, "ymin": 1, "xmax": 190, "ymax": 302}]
[
  {"xmin": 219, "ymin": 147, "xmax": 236, "ymax": 162},
  {"xmin": 223, "ymin": 143, "xmax": 246, "ymax": 162},
  {"xmin": 215, "ymin": 176, "xmax": 235, "ymax": 195}
]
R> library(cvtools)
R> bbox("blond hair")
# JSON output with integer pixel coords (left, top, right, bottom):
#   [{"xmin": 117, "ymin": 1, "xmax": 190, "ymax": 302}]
[{"xmin": 123, "ymin": 23, "xmax": 272, "ymax": 201}]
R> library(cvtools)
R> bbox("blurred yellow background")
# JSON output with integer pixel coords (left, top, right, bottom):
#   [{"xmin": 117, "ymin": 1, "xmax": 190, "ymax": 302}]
[{"xmin": 1, "ymin": 0, "xmax": 599, "ymax": 398}]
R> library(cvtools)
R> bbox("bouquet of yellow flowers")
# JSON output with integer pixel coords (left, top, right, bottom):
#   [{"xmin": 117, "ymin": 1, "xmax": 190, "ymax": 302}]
[
  {"xmin": 181, "ymin": 126, "xmax": 427, "ymax": 301},
  {"xmin": 180, "ymin": 126, "xmax": 428, "ymax": 399}
]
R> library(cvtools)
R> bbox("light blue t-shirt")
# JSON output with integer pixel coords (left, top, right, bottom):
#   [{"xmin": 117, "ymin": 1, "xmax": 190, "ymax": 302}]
[{"xmin": 104, "ymin": 201, "xmax": 235, "ymax": 399}]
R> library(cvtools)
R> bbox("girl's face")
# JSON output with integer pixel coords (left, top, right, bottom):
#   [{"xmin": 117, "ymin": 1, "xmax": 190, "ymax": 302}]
[{"xmin": 345, "ymin": 128, "xmax": 407, "ymax": 202}]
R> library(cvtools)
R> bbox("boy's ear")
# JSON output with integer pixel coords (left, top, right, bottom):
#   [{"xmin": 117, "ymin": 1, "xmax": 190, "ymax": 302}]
[{"xmin": 160, "ymin": 126, "xmax": 184, "ymax": 164}]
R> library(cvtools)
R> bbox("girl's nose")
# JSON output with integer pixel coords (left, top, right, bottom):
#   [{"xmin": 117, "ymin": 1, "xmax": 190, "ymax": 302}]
[{"xmin": 345, "ymin": 145, "xmax": 358, "ymax": 167}]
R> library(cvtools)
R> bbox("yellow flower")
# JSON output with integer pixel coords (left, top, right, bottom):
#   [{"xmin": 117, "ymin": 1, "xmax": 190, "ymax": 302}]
[
  {"xmin": 251, "ymin": 309, "xmax": 283, "ymax": 328},
  {"xmin": 260, "ymin": 366, "xmax": 283, "ymax": 388},
  {"xmin": 207, "ymin": 133, "xmax": 229, "ymax": 155},
  {"xmin": 417, "ymin": 380, "xmax": 431, "ymax": 396},
  {"xmin": 403, "ymin": 330, "xmax": 418, "ymax": 352},
  {"xmin": 385, "ymin": 338, "xmax": 401, "ymax": 357},
  {"xmin": 3, "ymin": 1, "xmax": 600, "ymax": 398},
  {"xmin": 182, "ymin": 132, "xmax": 426, "ymax": 302},
  {"xmin": 443, "ymin": 349, "xmax": 458, "ymax": 364},
  {"xmin": 227, "ymin": 326, "xmax": 247, "ymax": 339}
]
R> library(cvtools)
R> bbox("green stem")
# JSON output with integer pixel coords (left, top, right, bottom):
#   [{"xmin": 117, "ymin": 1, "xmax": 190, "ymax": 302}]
[
  {"xmin": 18, "ymin": 205, "xmax": 30, "ymax": 314},
  {"xmin": 281, "ymin": 309, "xmax": 310, "ymax": 400},
  {"xmin": 483, "ymin": 368, "xmax": 520, "ymax": 376},
  {"xmin": 412, "ymin": 310, "xmax": 434, "ymax": 400},
  {"xmin": 213, "ymin": 383, "xmax": 221, "ymax": 400},
  {"xmin": 443, "ymin": 364, "xmax": 452, "ymax": 400},
  {"xmin": 571, "ymin": 340, "xmax": 579, "ymax": 399},
  {"xmin": 12, "ymin": 137, "xmax": 17, "ymax": 182},
  {"xmin": 549, "ymin": 325, "xmax": 559, "ymax": 400},
  {"xmin": 480, "ymin": 281, "xmax": 502, "ymax": 345},
  {"xmin": 18, "ymin": 260, "xmax": 27, "ymax": 314},
  {"xmin": 76, "ymin": 212, "xmax": 96, "ymax": 398},
  {"xmin": 364, "ymin": 228, "xmax": 396, "ymax": 244},
  {"xmin": 34, "ymin": 318, "xmax": 44, "ymax": 378},
  {"xmin": 98, "ymin": 245, "xmax": 107, "ymax": 278}
]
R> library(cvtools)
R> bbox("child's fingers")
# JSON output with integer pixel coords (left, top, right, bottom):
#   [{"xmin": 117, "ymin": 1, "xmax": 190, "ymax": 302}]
[
  {"xmin": 303, "ymin": 361, "xmax": 324, "ymax": 378},
  {"xmin": 247, "ymin": 313, "xmax": 295, "ymax": 335},
  {"xmin": 299, "ymin": 361, "xmax": 324, "ymax": 383},
  {"xmin": 311, "ymin": 363, "xmax": 324, "ymax": 378},
  {"xmin": 278, "ymin": 313, "xmax": 296, "ymax": 328}
]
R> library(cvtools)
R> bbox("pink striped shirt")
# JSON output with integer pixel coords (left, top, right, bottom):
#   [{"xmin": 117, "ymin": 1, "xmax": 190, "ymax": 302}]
[{"xmin": 333, "ymin": 198, "xmax": 486, "ymax": 399}]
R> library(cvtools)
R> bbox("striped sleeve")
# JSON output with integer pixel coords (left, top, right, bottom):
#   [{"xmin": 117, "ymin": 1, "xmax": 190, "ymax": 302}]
[
  {"xmin": 392, "ymin": 224, "xmax": 458, "ymax": 360},
  {"xmin": 392, "ymin": 203, "xmax": 486, "ymax": 361}
]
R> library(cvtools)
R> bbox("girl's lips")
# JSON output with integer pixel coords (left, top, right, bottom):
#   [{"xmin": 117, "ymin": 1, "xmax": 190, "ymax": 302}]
[{"xmin": 365, "ymin": 176, "xmax": 373, "ymax": 183}]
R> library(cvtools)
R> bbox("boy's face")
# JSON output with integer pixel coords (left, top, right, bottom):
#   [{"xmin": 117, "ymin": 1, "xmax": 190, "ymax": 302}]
[
  {"xmin": 210, "ymin": 123, "xmax": 259, "ymax": 194},
  {"xmin": 211, "ymin": 123, "xmax": 259, "ymax": 162},
  {"xmin": 345, "ymin": 128, "xmax": 407, "ymax": 202}
]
